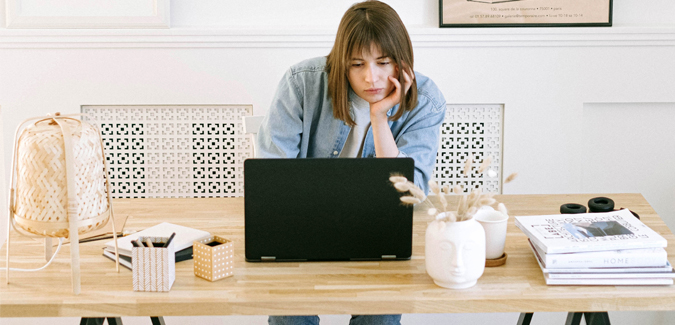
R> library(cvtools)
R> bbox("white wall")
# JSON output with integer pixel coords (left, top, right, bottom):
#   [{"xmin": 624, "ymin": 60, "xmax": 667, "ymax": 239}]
[{"xmin": 2, "ymin": 0, "xmax": 675, "ymax": 324}]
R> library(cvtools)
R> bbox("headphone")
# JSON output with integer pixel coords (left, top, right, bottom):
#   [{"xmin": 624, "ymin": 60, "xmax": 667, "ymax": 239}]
[{"xmin": 560, "ymin": 197, "xmax": 640, "ymax": 219}]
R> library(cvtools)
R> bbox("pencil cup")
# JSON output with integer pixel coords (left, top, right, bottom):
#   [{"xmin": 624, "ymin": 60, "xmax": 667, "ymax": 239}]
[
  {"xmin": 132, "ymin": 236, "xmax": 176, "ymax": 292},
  {"xmin": 193, "ymin": 236, "xmax": 234, "ymax": 281},
  {"xmin": 474, "ymin": 208, "xmax": 509, "ymax": 260}
]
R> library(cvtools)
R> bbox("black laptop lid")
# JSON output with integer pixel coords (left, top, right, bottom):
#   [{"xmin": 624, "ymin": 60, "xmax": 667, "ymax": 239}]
[{"xmin": 244, "ymin": 158, "xmax": 414, "ymax": 262}]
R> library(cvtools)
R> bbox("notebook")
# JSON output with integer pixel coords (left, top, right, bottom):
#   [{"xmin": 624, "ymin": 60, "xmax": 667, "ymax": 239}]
[
  {"xmin": 104, "ymin": 222, "xmax": 211, "ymax": 257},
  {"xmin": 244, "ymin": 158, "xmax": 415, "ymax": 262},
  {"xmin": 103, "ymin": 246, "xmax": 195, "ymax": 270}
]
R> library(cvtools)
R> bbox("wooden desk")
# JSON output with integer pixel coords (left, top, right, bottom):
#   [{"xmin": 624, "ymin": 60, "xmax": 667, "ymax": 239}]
[{"xmin": 2, "ymin": 194, "xmax": 675, "ymax": 318}]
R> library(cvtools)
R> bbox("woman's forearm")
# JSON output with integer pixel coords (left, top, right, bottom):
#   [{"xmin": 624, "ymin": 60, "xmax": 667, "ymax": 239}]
[{"xmin": 370, "ymin": 114, "xmax": 399, "ymax": 157}]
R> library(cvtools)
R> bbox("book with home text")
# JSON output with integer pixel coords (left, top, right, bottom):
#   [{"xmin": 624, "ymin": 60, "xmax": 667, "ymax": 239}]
[{"xmin": 529, "ymin": 239, "xmax": 668, "ymax": 269}]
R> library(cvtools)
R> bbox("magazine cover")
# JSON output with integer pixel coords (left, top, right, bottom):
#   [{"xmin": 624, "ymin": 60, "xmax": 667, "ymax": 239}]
[{"xmin": 515, "ymin": 209, "xmax": 667, "ymax": 254}]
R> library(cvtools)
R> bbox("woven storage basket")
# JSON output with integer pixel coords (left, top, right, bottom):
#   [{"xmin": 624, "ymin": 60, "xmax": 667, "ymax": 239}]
[{"xmin": 13, "ymin": 118, "xmax": 110, "ymax": 237}]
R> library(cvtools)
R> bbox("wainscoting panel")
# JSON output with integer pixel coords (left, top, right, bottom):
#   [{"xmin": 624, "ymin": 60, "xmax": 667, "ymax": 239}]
[
  {"xmin": 434, "ymin": 104, "xmax": 503, "ymax": 194},
  {"xmin": 82, "ymin": 105, "xmax": 253, "ymax": 198}
]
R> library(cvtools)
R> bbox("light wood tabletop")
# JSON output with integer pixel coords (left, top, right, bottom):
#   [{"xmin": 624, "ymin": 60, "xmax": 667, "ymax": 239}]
[{"xmin": 2, "ymin": 193, "xmax": 675, "ymax": 318}]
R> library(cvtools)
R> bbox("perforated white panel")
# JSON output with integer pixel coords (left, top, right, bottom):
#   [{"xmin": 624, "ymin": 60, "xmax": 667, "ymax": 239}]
[
  {"xmin": 82, "ymin": 105, "xmax": 253, "ymax": 198},
  {"xmin": 434, "ymin": 104, "xmax": 503, "ymax": 194}
]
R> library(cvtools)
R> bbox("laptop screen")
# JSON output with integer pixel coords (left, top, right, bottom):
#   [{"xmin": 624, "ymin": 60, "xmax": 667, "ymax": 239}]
[{"xmin": 244, "ymin": 158, "xmax": 415, "ymax": 262}]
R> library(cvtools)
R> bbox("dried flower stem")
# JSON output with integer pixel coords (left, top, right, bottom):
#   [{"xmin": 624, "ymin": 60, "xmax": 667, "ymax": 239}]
[
  {"xmin": 498, "ymin": 203, "xmax": 508, "ymax": 216},
  {"xmin": 407, "ymin": 181, "xmax": 426, "ymax": 201},
  {"xmin": 457, "ymin": 195, "xmax": 468, "ymax": 219},
  {"xmin": 390, "ymin": 160, "xmax": 517, "ymax": 224},
  {"xmin": 389, "ymin": 176, "xmax": 408, "ymax": 184},
  {"xmin": 394, "ymin": 182, "xmax": 411, "ymax": 192},
  {"xmin": 478, "ymin": 156, "xmax": 493, "ymax": 173},
  {"xmin": 505, "ymin": 172, "xmax": 518, "ymax": 184},
  {"xmin": 438, "ymin": 193, "xmax": 448, "ymax": 212},
  {"xmin": 428, "ymin": 181, "xmax": 440, "ymax": 196},
  {"xmin": 400, "ymin": 196, "xmax": 421, "ymax": 205},
  {"xmin": 463, "ymin": 157, "xmax": 473, "ymax": 177},
  {"xmin": 433, "ymin": 182, "xmax": 448, "ymax": 212}
]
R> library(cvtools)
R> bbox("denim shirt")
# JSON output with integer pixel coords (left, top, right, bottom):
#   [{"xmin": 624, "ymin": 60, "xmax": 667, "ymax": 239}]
[{"xmin": 256, "ymin": 56, "xmax": 446, "ymax": 194}]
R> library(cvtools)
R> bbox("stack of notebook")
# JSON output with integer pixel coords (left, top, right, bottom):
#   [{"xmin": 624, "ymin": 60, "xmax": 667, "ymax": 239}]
[
  {"xmin": 515, "ymin": 209, "xmax": 674, "ymax": 285},
  {"xmin": 103, "ymin": 222, "xmax": 211, "ymax": 270}
]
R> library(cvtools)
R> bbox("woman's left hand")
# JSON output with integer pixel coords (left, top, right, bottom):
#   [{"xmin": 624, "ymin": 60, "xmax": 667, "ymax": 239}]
[{"xmin": 370, "ymin": 67, "xmax": 414, "ymax": 119}]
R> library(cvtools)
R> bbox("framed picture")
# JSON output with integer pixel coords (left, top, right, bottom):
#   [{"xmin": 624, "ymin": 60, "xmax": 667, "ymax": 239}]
[
  {"xmin": 5, "ymin": 0, "xmax": 170, "ymax": 29},
  {"xmin": 440, "ymin": 0, "xmax": 612, "ymax": 28}
]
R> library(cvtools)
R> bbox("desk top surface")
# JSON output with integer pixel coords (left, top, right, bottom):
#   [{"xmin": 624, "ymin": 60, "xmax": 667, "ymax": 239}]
[{"xmin": 2, "ymin": 193, "xmax": 675, "ymax": 317}]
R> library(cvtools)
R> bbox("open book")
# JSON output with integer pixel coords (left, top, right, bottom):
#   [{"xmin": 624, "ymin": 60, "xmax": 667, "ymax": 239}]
[{"xmin": 104, "ymin": 222, "xmax": 211, "ymax": 257}]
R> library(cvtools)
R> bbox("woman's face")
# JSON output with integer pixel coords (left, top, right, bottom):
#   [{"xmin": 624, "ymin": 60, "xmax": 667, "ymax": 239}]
[{"xmin": 347, "ymin": 44, "xmax": 399, "ymax": 104}]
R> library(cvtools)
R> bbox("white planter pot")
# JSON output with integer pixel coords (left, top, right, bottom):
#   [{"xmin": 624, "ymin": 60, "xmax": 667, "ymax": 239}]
[{"xmin": 425, "ymin": 214, "xmax": 486, "ymax": 289}]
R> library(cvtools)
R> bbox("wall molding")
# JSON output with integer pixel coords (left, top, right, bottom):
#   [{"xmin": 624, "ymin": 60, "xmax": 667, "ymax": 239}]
[{"xmin": 0, "ymin": 26, "xmax": 674, "ymax": 49}]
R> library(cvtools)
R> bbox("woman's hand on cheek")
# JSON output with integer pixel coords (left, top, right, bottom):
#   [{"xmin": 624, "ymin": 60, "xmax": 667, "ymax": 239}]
[
  {"xmin": 369, "ymin": 68, "xmax": 414, "ymax": 121},
  {"xmin": 369, "ymin": 75, "xmax": 401, "ymax": 120}
]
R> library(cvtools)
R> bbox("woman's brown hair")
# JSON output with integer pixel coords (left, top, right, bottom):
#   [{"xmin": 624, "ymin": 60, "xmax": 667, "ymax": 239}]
[{"xmin": 326, "ymin": 0, "xmax": 417, "ymax": 126}]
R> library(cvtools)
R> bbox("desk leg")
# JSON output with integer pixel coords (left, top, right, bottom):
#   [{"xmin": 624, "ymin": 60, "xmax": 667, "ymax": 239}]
[
  {"xmin": 565, "ymin": 312, "xmax": 583, "ymax": 325},
  {"xmin": 584, "ymin": 312, "xmax": 611, "ymax": 325},
  {"xmin": 79, "ymin": 318, "xmax": 105, "ymax": 325},
  {"xmin": 81, "ymin": 317, "xmax": 160, "ymax": 325},
  {"xmin": 517, "ymin": 313, "xmax": 533, "ymax": 325},
  {"xmin": 106, "ymin": 317, "xmax": 124, "ymax": 325}
]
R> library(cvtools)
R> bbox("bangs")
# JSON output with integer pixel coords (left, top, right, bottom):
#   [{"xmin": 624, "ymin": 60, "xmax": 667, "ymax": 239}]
[{"xmin": 345, "ymin": 20, "xmax": 395, "ymax": 61}]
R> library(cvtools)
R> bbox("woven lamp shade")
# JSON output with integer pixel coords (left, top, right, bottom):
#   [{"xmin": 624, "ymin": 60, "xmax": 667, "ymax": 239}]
[
  {"xmin": 7, "ymin": 114, "xmax": 120, "ymax": 294},
  {"xmin": 13, "ymin": 118, "xmax": 110, "ymax": 237}
]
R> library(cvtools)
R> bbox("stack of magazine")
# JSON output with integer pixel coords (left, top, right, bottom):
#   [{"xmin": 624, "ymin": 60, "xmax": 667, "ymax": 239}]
[{"xmin": 515, "ymin": 209, "xmax": 673, "ymax": 285}]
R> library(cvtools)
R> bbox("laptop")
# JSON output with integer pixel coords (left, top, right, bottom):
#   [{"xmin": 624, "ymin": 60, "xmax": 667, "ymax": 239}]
[{"xmin": 244, "ymin": 158, "xmax": 415, "ymax": 262}]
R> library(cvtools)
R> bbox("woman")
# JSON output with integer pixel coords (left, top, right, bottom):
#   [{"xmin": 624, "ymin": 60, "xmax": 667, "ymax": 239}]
[
  {"xmin": 259, "ymin": 1, "xmax": 446, "ymax": 324},
  {"xmin": 257, "ymin": 0, "xmax": 446, "ymax": 195}
]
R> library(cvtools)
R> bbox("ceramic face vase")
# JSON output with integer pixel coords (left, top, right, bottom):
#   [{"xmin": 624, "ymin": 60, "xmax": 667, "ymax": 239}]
[{"xmin": 425, "ymin": 214, "xmax": 486, "ymax": 289}]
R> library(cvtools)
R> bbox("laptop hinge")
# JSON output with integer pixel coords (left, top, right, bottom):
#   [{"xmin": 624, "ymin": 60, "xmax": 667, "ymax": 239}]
[
  {"xmin": 261, "ymin": 256, "xmax": 276, "ymax": 261},
  {"xmin": 381, "ymin": 255, "xmax": 397, "ymax": 260}
]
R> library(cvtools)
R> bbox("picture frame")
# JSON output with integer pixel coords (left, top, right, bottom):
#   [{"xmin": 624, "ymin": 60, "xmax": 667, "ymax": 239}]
[
  {"xmin": 5, "ymin": 0, "xmax": 170, "ymax": 29},
  {"xmin": 439, "ymin": 0, "xmax": 612, "ymax": 28}
]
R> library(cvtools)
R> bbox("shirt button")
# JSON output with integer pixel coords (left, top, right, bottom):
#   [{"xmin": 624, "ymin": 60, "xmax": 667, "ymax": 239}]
[{"xmin": 333, "ymin": 151, "xmax": 338, "ymax": 155}]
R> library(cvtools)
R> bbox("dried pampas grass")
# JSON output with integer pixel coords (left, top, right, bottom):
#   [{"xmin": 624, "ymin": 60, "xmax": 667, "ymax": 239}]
[
  {"xmin": 389, "ymin": 156, "xmax": 518, "ymax": 223},
  {"xmin": 400, "ymin": 196, "xmax": 421, "ymax": 205},
  {"xmin": 478, "ymin": 157, "xmax": 492, "ymax": 173},
  {"xmin": 462, "ymin": 158, "xmax": 473, "ymax": 176},
  {"xmin": 504, "ymin": 173, "xmax": 518, "ymax": 184},
  {"xmin": 389, "ymin": 176, "xmax": 408, "ymax": 184},
  {"xmin": 394, "ymin": 181, "xmax": 411, "ymax": 192}
]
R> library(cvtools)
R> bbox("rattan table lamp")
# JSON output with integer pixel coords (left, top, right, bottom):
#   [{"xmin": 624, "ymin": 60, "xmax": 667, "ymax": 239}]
[{"xmin": 5, "ymin": 112, "xmax": 120, "ymax": 294}]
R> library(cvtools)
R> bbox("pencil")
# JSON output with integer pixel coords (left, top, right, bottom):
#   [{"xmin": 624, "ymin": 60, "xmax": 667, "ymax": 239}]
[{"xmin": 164, "ymin": 232, "xmax": 177, "ymax": 248}]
